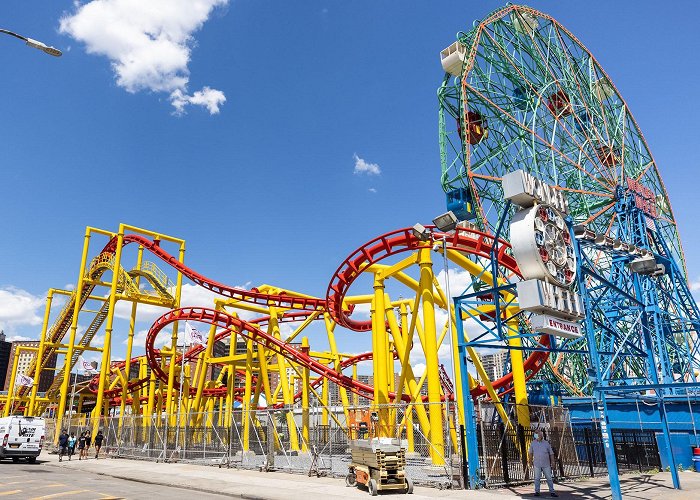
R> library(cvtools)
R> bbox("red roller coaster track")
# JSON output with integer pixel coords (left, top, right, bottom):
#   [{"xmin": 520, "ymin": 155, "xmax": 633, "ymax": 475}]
[{"xmin": 77, "ymin": 226, "xmax": 550, "ymax": 408}]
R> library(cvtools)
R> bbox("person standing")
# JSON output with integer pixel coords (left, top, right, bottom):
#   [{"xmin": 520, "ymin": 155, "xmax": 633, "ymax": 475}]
[
  {"xmin": 58, "ymin": 430, "xmax": 69, "ymax": 462},
  {"xmin": 94, "ymin": 431, "xmax": 105, "ymax": 459},
  {"xmin": 84, "ymin": 431, "xmax": 92, "ymax": 459},
  {"xmin": 77, "ymin": 432, "xmax": 87, "ymax": 460},
  {"xmin": 528, "ymin": 430, "xmax": 558, "ymax": 497},
  {"xmin": 67, "ymin": 433, "xmax": 77, "ymax": 461}
]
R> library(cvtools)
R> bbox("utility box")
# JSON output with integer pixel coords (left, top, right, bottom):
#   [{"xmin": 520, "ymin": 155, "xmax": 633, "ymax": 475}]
[{"xmin": 656, "ymin": 432, "xmax": 693, "ymax": 469}]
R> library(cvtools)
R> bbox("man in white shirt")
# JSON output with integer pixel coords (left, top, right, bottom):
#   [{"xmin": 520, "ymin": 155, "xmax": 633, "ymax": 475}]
[{"xmin": 527, "ymin": 430, "xmax": 557, "ymax": 497}]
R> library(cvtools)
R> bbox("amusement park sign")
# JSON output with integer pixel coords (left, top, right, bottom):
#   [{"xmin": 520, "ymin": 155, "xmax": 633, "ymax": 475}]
[
  {"xmin": 505, "ymin": 169, "xmax": 584, "ymax": 338},
  {"xmin": 529, "ymin": 314, "xmax": 583, "ymax": 339},
  {"xmin": 502, "ymin": 169, "xmax": 569, "ymax": 214}
]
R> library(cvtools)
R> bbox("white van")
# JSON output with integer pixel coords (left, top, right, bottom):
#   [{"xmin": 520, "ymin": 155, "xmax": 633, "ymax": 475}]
[{"xmin": 0, "ymin": 416, "xmax": 45, "ymax": 463}]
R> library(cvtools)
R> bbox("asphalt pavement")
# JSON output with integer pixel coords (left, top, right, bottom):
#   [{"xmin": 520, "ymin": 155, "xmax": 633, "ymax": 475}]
[
  {"xmin": 5, "ymin": 451, "xmax": 700, "ymax": 499},
  {"xmin": 0, "ymin": 456, "xmax": 227, "ymax": 499}
]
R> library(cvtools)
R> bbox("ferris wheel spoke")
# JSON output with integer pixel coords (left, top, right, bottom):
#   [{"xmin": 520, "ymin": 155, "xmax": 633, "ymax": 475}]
[
  {"xmin": 520, "ymin": 19, "xmax": 618, "ymax": 186},
  {"xmin": 550, "ymin": 25, "xmax": 615, "ymax": 150},
  {"xmin": 480, "ymin": 28, "xmax": 613, "ymax": 187},
  {"xmin": 490, "ymin": 18, "xmax": 615, "ymax": 186},
  {"xmin": 582, "ymin": 201, "xmax": 615, "ymax": 226},
  {"xmin": 464, "ymin": 81, "xmax": 614, "ymax": 193}
]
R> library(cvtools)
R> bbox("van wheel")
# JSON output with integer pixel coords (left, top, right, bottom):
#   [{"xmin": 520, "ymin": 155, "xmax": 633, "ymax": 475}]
[
  {"xmin": 11, "ymin": 457, "xmax": 19, "ymax": 463},
  {"xmin": 26, "ymin": 457, "xmax": 36, "ymax": 464}
]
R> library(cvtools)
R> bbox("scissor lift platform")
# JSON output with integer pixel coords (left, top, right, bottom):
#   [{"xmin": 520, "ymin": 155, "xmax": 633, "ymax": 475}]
[{"xmin": 346, "ymin": 439, "xmax": 413, "ymax": 496}]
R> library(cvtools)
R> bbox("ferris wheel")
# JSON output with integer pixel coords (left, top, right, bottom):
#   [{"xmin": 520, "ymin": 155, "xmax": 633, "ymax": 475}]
[
  {"xmin": 438, "ymin": 4, "xmax": 698, "ymax": 395},
  {"xmin": 438, "ymin": 4, "xmax": 685, "ymax": 276}
]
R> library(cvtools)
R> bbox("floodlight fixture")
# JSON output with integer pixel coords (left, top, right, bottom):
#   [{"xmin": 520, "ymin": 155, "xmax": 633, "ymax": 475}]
[
  {"xmin": 412, "ymin": 223, "xmax": 431, "ymax": 241},
  {"xmin": 573, "ymin": 224, "xmax": 595, "ymax": 240},
  {"xmin": 1, "ymin": 29, "xmax": 62, "ymax": 57},
  {"xmin": 25, "ymin": 37, "xmax": 62, "ymax": 57},
  {"xmin": 628, "ymin": 255, "xmax": 657, "ymax": 275},
  {"xmin": 432, "ymin": 211, "xmax": 458, "ymax": 232}
]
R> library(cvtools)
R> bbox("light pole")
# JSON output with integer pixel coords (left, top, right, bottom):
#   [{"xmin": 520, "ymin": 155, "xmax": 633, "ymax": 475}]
[{"xmin": 1, "ymin": 28, "xmax": 62, "ymax": 57}]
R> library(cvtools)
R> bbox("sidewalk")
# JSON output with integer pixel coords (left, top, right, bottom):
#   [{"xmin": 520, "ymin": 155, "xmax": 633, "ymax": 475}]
[{"xmin": 42, "ymin": 452, "xmax": 700, "ymax": 499}]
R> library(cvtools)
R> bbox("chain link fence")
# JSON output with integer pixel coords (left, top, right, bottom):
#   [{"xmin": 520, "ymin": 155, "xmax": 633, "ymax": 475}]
[{"xmin": 46, "ymin": 403, "xmax": 463, "ymax": 488}]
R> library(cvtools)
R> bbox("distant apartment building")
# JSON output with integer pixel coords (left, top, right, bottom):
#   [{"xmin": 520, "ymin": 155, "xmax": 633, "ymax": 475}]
[
  {"xmin": 480, "ymin": 350, "xmax": 508, "ymax": 382},
  {"xmin": 0, "ymin": 331, "xmax": 11, "ymax": 389},
  {"xmin": 3, "ymin": 339, "xmax": 57, "ymax": 393}
]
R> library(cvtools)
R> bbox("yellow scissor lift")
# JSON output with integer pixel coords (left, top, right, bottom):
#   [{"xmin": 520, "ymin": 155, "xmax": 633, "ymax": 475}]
[{"xmin": 346, "ymin": 438, "xmax": 413, "ymax": 496}]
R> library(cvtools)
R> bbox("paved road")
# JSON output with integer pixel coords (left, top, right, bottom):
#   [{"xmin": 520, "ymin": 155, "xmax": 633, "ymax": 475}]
[{"xmin": 0, "ymin": 458, "xmax": 228, "ymax": 500}]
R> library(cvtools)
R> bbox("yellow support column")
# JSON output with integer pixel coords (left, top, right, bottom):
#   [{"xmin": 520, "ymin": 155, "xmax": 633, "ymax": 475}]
[
  {"xmin": 56, "ymin": 228, "xmax": 92, "ymax": 438},
  {"xmin": 165, "ymin": 241, "xmax": 186, "ymax": 421},
  {"xmin": 256, "ymin": 344, "xmax": 273, "ymax": 407},
  {"xmin": 385, "ymin": 306, "xmax": 431, "ymax": 436},
  {"xmin": 322, "ymin": 315, "xmax": 351, "ymax": 424},
  {"xmin": 418, "ymin": 248, "xmax": 445, "ymax": 464},
  {"xmin": 192, "ymin": 322, "xmax": 218, "ymax": 420},
  {"xmin": 507, "ymin": 318, "xmax": 531, "ymax": 429},
  {"xmin": 29, "ymin": 290, "xmax": 54, "ymax": 415},
  {"xmin": 352, "ymin": 364, "xmax": 359, "ymax": 407},
  {"xmin": 147, "ymin": 364, "xmax": 156, "ymax": 422},
  {"xmin": 321, "ymin": 378, "xmax": 329, "ymax": 426},
  {"xmin": 3, "ymin": 348, "xmax": 21, "ymax": 417},
  {"xmin": 269, "ymin": 311, "xmax": 299, "ymax": 450},
  {"xmin": 301, "ymin": 337, "xmax": 310, "ymax": 452},
  {"xmin": 225, "ymin": 333, "xmax": 237, "ymax": 428},
  {"xmin": 406, "ymin": 408, "xmax": 415, "ymax": 453},
  {"xmin": 120, "ymin": 245, "xmax": 144, "ymax": 431},
  {"xmin": 242, "ymin": 338, "xmax": 254, "ymax": 451},
  {"xmin": 372, "ymin": 275, "xmax": 390, "ymax": 437},
  {"xmin": 92, "ymin": 228, "xmax": 125, "ymax": 437}
]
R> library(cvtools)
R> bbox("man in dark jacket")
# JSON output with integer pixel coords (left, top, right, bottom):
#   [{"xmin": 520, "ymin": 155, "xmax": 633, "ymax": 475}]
[
  {"xmin": 58, "ymin": 430, "xmax": 69, "ymax": 462},
  {"xmin": 94, "ymin": 431, "xmax": 105, "ymax": 459}
]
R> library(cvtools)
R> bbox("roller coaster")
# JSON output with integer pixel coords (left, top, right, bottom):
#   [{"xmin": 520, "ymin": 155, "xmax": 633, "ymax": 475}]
[
  {"xmin": 3, "ymin": 221, "xmax": 539, "ymax": 464},
  {"xmin": 2, "ymin": 5, "xmax": 699, "ymax": 494}
]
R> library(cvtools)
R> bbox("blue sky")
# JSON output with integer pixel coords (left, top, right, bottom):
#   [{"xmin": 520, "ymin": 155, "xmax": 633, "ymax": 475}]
[{"xmin": 1, "ymin": 1, "xmax": 699, "ymax": 372}]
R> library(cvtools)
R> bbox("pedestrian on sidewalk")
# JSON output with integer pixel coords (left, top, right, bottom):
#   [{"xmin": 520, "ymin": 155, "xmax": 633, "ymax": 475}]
[
  {"xmin": 85, "ymin": 430, "xmax": 92, "ymax": 459},
  {"xmin": 78, "ymin": 431, "xmax": 87, "ymax": 460},
  {"xmin": 94, "ymin": 431, "xmax": 105, "ymax": 459},
  {"xmin": 67, "ymin": 432, "xmax": 77, "ymax": 461},
  {"xmin": 528, "ymin": 430, "xmax": 558, "ymax": 497},
  {"xmin": 58, "ymin": 430, "xmax": 69, "ymax": 462}
]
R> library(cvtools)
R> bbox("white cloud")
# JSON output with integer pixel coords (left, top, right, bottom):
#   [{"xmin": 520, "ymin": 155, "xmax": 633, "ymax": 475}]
[
  {"xmin": 353, "ymin": 154, "xmax": 381, "ymax": 175},
  {"xmin": 113, "ymin": 283, "xmax": 225, "ymax": 323},
  {"xmin": 0, "ymin": 287, "xmax": 44, "ymax": 334},
  {"xmin": 368, "ymin": 188, "xmax": 377, "ymax": 194},
  {"xmin": 90, "ymin": 334, "xmax": 105, "ymax": 347},
  {"xmin": 123, "ymin": 329, "xmax": 149, "ymax": 349},
  {"xmin": 59, "ymin": 0, "xmax": 228, "ymax": 115},
  {"xmin": 690, "ymin": 279, "xmax": 700, "ymax": 292},
  {"xmin": 435, "ymin": 267, "xmax": 475, "ymax": 299},
  {"xmin": 413, "ymin": 363, "xmax": 426, "ymax": 378},
  {"xmin": 179, "ymin": 283, "xmax": 228, "ymax": 308},
  {"xmin": 6, "ymin": 335, "xmax": 33, "ymax": 342},
  {"xmin": 350, "ymin": 302, "xmax": 371, "ymax": 320},
  {"xmin": 170, "ymin": 86, "xmax": 225, "ymax": 115}
]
